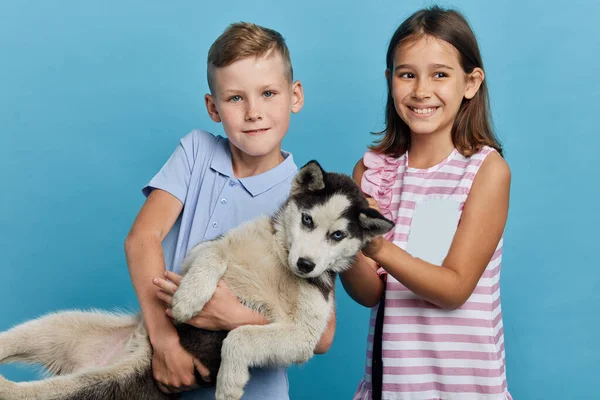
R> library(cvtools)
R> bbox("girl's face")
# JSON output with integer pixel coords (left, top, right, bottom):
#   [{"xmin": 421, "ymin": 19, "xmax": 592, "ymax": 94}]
[{"xmin": 389, "ymin": 34, "xmax": 483, "ymax": 139}]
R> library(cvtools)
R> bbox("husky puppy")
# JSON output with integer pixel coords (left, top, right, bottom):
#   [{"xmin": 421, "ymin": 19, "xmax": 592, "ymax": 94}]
[{"xmin": 0, "ymin": 160, "xmax": 394, "ymax": 400}]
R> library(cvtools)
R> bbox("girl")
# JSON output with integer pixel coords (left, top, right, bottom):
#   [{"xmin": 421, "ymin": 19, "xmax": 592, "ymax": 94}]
[{"xmin": 340, "ymin": 7, "xmax": 512, "ymax": 400}]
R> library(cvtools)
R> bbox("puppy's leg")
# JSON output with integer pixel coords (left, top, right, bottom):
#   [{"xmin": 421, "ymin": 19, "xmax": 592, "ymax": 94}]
[
  {"xmin": 0, "ymin": 311, "xmax": 139, "ymax": 375},
  {"xmin": 0, "ymin": 331, "xmax": 157, "ymax": 400},
  {"xmin": 171, "ymin": 244, "xmax": 228, "ymax": 322},
  {"xmin": 214, "ymin": 323, "xmax": 320, "ymax": 400}
]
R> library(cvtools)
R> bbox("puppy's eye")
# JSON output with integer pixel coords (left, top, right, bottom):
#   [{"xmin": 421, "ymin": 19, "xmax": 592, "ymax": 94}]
[
  {"xmin": 330, "ymin": 231, "xmax": 346, "ymax": 241},
  {"xmin": 301, "ymin": 213, "xmax": 313, "ymax": 228}
]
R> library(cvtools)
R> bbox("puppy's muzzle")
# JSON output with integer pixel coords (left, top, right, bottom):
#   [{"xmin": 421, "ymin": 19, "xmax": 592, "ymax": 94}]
[{"xmin": 296, "ymin": 258, "xmax": 315, "ymax": 274}]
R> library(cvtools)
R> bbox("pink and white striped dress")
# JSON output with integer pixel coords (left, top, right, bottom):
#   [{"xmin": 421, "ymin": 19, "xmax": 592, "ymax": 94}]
[{"xmin": 353, "ymin": 147, "xmax": 511, "ymax": 400}]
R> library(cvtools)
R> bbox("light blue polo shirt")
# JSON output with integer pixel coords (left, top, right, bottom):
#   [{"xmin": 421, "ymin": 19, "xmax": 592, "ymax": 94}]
[{"xmin": 143, "ymin": 129, "xmax": 297, "ymax": 400}]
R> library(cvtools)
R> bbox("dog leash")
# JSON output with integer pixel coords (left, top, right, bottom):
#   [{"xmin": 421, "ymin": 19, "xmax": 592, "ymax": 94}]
[{"xmin": 371, "ymin": 276, "xmax": 386, "ymax": 400}]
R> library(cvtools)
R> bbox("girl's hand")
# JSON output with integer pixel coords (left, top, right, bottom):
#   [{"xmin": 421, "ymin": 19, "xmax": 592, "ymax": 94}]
[
  {"xmin": 153, "ymin": 271, "xmax": 264, "ymax": 331},
  {"xmin": 362, "ymin": 196, "xmax": 386, "ymax": 259},
  {"xmin": 366, "ymin": 197, "xmax": 381, "ymax": 213},
  {"xmin": 362, "ymin": 236, "xmax": 385, "ymax": 259}
]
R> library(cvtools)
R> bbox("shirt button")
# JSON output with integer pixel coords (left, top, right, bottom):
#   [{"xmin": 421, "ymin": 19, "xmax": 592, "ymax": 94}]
[
  {"xmin": 221, "ymin": 198, "xmax": 227, "ymax": 204},
  {"xmin": 229, "ymin": 180, "xmax": 237, "ymax": 187},
  {"xmin": 212, "ymin": 221, "xmax": 219, "ymax": 228}
]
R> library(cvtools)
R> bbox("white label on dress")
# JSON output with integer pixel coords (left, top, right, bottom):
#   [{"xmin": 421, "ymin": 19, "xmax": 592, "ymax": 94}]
[{"xmin": 406, "ymin": 199, "xmax": 462, "ymax": 266}]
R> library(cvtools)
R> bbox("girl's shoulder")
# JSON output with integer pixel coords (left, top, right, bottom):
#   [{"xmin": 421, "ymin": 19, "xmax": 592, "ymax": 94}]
[
  {"xmin": 474, "ymin": 147, "xmax": 511, "ymax": 185},
  {"xmin": 354, "ymin": 151, "xmax": 403, "ymax": 215}
]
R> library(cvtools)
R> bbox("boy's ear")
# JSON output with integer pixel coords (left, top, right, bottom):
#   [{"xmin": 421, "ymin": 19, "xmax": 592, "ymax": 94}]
[
  {"xmin": 205, "ymin": 94, "xmax": 221, "ymax": 123},
  {"xmin": 291, "ymin": 160, "xmax": 325, "ymax": 195},
  {"xmin": 291, "ymin": 81, "xmax": 304, "ymax": 114},
  {"xmin": 464, "ymin": 67, "xmax": 484, "ymax": 100}
]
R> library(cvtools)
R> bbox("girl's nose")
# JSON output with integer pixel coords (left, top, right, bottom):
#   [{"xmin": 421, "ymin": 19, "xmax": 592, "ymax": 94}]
[{"xmin": 413, "ymin": 78, "xmax": 432, "ymax": 99}]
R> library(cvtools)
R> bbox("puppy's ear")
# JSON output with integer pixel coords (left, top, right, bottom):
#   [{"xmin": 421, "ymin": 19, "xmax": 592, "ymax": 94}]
[
  {"xmin": 359, "ymin": 208, "xmax": 394, "ymax": 240},
  {"xmin": 291, "ymin": 160, "xmax": 326, "ymax": 195}
]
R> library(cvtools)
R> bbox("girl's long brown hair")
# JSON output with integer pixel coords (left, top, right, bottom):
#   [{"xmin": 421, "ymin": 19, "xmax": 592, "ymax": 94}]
[{"xmin": 371, "ymin": 6, "xmax": 503, "ymax": 158}]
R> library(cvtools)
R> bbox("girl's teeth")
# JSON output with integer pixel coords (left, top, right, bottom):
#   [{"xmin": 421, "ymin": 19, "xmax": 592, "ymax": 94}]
[{"xmin": 411, "ymin": 107, "xmax": 436, "ymax": 114}]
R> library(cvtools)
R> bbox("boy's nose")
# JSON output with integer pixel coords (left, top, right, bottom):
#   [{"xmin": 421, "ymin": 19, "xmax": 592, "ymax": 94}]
[
  {"xmin": 245, "ymin": 104, "xmax": 262, "ymax": 121},
  {"xmin": 245, "ymin": 111, "xmax": 261, "ymax": 121}
]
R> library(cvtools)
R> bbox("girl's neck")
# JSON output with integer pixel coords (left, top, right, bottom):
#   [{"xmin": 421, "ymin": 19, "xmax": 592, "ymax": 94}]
[
  {"xmin": 407, "ymin": 130, "xmax": 455, "ymax": 170},
  {"xmin": 230, "ymin": 144, "xmax": 284, "ymax": 179}
]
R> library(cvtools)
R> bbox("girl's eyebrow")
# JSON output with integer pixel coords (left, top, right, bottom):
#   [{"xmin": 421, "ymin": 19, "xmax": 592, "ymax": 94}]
[{"xmin": 394, "ymin": 63, "xmax": 454, "ymax": 71}]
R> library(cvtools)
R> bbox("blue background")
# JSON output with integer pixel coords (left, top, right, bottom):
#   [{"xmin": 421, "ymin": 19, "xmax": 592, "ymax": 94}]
[{"xmin": 1, "ymin": 1, "xmax": 598, "ymax": 399}]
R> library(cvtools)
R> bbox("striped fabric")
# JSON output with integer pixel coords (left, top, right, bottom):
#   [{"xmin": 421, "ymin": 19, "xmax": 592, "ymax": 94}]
[{"xmin": 354, "ymin": 147, "xmax": 511, "ymax": 400}]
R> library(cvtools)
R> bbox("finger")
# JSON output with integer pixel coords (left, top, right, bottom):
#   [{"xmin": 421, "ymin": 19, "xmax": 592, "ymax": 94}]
[
  {"xmin": 152, "ymin": 277, "xmax": 179, "ymax": 295},
  {"xmin": 216, "ymin": 280, "xmax": 229, "ymax": 290},
  {"xmin": 193, "ymin": 358, "xmax": 211, "ymax": 382},
  {"xmin": 164, "ymin": 270, "xmax": 183, "ymax": 285},
  {"xmin": 367, "ymin": 198, "xmax": 381, "ymax": 211},
  {"xmin": 156, "ymin": 290, "xmax": 174, "ymax": 306},
  {"xmin": 156, "ymin": 382, "xmax": 172, "ymax": 394}
]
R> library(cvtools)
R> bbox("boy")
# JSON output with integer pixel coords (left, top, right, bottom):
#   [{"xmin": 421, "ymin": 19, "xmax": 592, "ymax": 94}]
[{"xmin": 124, "ymin": 22, "xmax": 335, "ymax": 399}]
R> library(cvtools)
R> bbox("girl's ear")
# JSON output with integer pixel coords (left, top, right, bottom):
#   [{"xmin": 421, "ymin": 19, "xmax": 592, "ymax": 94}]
[{"xmin": 464, "ymin": 67, "xmax": 484, "ymax": 100}]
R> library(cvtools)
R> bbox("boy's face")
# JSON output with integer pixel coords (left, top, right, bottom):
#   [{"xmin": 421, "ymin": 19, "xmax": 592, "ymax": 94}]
[{"xmin": 205, "ymin": 52, "xmax": 303, "ymax": 160}]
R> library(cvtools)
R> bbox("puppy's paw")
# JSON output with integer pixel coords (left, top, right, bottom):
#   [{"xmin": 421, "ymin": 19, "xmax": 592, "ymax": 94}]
[
  {"xmin": 171, "ymin": 285, "xmax": 215, "ymax": 323},
  {"xmin": 215, "ymin": 359, "xmax": 248, "ymax": 400},
  {"xmin": 215, "ymin": 382, "xmax": 245, "ymax": 400}
]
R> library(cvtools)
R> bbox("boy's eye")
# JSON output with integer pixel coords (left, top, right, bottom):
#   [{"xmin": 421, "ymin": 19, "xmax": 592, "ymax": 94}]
[
  {"xmin": 301, "ymin": 213, "xmax": 314, "ymax": 228},
  {"xmin": 399, "ymin": 72, "xmax": 415, "ymax": 79},
  {"xmin": 330, "ymin": 231, "xmax": 346, "ymax": 242},
  {"xmin": 263, "ymin": 91, "xmax": 274, "ymax": 98},
  {"xmin": 433, "ymin": 72, "xmax": 448, "ymax": 78},
  {"xmin": 229, "ymin": 95, "xmax": 242, "ymax": 102}
]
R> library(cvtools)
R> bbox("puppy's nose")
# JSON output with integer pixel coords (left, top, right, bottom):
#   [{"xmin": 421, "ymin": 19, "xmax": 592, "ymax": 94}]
[{"xmin": 297, "ymin": 257, "xmax": 315, "ymax": 273}]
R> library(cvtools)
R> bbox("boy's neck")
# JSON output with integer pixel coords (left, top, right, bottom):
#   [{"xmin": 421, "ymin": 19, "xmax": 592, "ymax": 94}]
[{"xmin": 229, "ymin": 144, "xmax": 285, "ymax": 179}]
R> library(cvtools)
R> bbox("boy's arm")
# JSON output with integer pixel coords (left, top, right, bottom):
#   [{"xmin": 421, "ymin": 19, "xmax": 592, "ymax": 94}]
[{"xmin": 125, "ymin": 189, "xmax": 208, "ymax": 392}]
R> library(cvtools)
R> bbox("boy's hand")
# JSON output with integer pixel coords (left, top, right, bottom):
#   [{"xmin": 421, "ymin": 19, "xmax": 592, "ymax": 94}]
[
  {"xmin": 151, "ymin": 333, "xmax": 210, "ymax": 393},
  {"xmin": 154, "ymin": 271, "xmax": 263, "ymax": 331}
]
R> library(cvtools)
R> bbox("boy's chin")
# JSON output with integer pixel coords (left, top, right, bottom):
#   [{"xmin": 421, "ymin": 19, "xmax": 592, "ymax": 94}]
[
  {"xmin": 228, "ymin": 134, "xmax": 285, "ymax": 158},
  {"xmin": 230, "ymin": 142, "xmax": 283, "ymax": 159}
]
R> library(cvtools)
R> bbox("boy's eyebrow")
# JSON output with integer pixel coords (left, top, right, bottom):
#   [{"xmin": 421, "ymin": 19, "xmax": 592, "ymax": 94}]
[
  {"xmin": 394, "ymin": 63, "xmax": 454, "ymax": 71},
  {"xmin": 220, "ymin": 84, "xmax": 281, "ymax": 94},
  {"xmin": 221, "ymin": 89, "xmax": 243, "ymax": 94},
  {"xmin": 259, "ymin": 83, "xmax": 281, "ymax": 90}
]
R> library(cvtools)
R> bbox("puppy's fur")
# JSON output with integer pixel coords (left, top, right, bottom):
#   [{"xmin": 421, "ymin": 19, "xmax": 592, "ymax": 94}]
[{"xmin": 0, "ymin": 161, "xmax": 394, "ymax": 400}]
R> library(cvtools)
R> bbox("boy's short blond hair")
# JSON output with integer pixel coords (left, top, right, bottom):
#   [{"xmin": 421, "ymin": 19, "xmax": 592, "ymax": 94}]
[{"xmin": 207, "ymin": 22, "xmax": 293, "ymax": 93}]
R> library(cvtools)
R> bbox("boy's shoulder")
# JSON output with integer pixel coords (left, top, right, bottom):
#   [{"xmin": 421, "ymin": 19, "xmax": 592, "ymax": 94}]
[
  {"xmin": 177, "ymin": 129, "xmax": 227, "ymax": 163},
  {"xmin": 180, "ymin": 129, "xmax": 221, "ymax": 149}
]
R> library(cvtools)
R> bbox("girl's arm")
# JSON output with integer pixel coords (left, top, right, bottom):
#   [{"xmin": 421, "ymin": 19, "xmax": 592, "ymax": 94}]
[
  {"xmin": 339, "ymin": 159, "xmax": 385, "ymax": 308},
  {"xmin": 314, "ymin": 289, "xmax": 336, "ymax": 354},
  {"xmin": 364, "ymin": 152, "xmax": 511, "ymax": 310}
]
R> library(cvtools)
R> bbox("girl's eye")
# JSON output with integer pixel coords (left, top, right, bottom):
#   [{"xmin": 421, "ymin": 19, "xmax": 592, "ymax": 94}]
[
  {"xmin": 263, "ymin": 91, "xmax": 274, "ymax": 98},
  {"xmin": 399, "ymin": 72, "xmax": 415, "ymax": 79},
  {"xmin": 229, "ymin": 95, "xmax": 242, "ymax": 102},
  {"xmin": 301, "ymin": 213, "xmax": 314, "ymax": 228},
  {"xmin": 433, "ymin": 72, "xmax": 448, "ymax": 78},
  {"xmin": 330, "ymin": 231, "xmax": 346, "ymax": 241}
]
